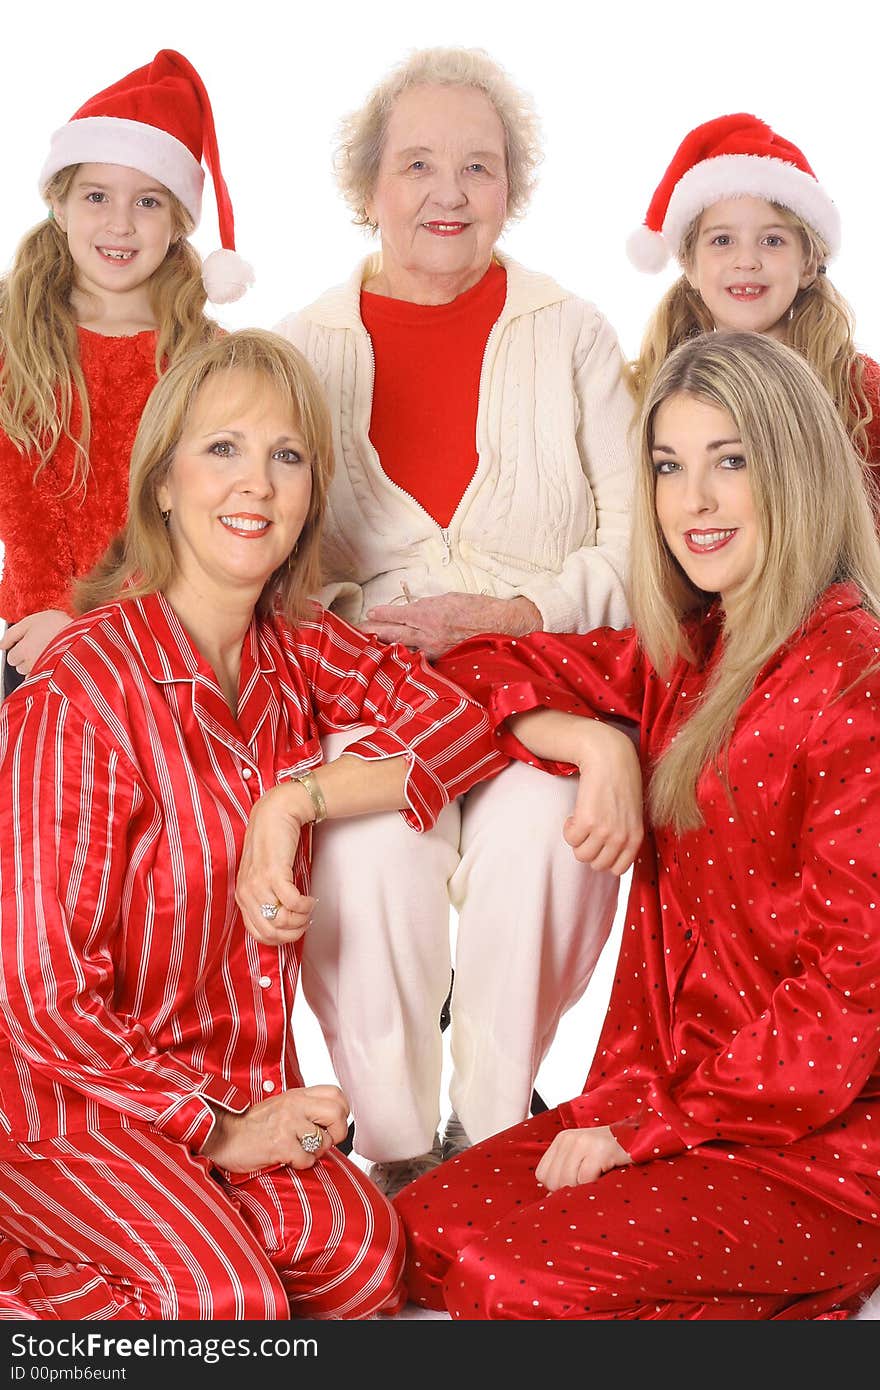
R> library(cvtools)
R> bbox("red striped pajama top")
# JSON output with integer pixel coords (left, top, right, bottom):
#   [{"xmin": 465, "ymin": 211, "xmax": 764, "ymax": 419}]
[{"xmin": 0, "ymin": 591, "xmax": 506, "ymax": 1164}]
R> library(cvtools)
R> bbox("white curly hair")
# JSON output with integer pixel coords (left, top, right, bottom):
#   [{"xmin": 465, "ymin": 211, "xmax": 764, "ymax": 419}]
[{"xmin": 334, "ymin": 46, "xmax": 543, "ymax": 229}]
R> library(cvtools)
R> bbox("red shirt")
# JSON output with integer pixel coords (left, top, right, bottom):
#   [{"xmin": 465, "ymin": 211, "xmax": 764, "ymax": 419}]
[
  {"xmin": 361, "ymin": 261, "xmax": 507, "ymax": 527},
  {"xmin": 0, "ymin": 328, "xmax": 158, "ymax": 625},
  {"xmin": 0, "ymin": 593, "xmax": 507, "ymax": 1161},
  {"xmin": 438, "ymin": 584, "xmax": 880, "ymax": 1223}
]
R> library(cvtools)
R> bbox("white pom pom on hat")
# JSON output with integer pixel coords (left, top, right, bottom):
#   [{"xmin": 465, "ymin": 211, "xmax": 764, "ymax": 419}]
[
  {"xmin": 626, "ymin": 224, "xmax": 672, "ymax": 274},
  {"xmin": 39, "ymin": 49, "xmax": 254, "ymax": 304},
  {"xmin": 202, "ymin": 248, "xmax": 255, "ymax": 305},
  {"xmin": 627, "ymin": 113, "xmax": 841, "ymax": 274}
]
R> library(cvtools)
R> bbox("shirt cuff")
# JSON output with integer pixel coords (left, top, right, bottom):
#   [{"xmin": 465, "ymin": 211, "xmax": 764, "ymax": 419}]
[
  {"xmin": 519, "ymin": 574, "xmax": 583, "ymax": 635},
  {"xmin": 153, "ymin": 1074, "xmax": 250, "ymax": 1152},
  {"xmin": 485, "ymin": 680, "xmax": 596, "ymax": 775},
  {"xmin": 609, "ymin": 1107, "xmax": 694, "ymax": 1163},
  {"xmin": 558, "ymin": 1092, "xmax": 689, "ymax": 1164},
  {"xmin": 329, "ymin": 730, "xmax": 442, "ymax": 831}
]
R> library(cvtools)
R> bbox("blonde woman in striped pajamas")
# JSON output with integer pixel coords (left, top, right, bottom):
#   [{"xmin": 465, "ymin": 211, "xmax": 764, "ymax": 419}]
[{"xmin": 0, "ymin": 330, "xmax": 506, "ymax": 1320}]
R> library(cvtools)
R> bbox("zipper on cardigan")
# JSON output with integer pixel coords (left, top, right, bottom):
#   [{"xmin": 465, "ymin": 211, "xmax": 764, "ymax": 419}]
[
  {"xmin": 445, "ymin": 307, "xmax": 504, "ymax": 535},
  {"xmin": 473, "ymin": 314, "xmax": 502, "ymax": 458}
]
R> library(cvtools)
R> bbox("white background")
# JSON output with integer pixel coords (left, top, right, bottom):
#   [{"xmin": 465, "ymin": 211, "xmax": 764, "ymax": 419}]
[{"xmin": 3, "ymin": 0, "xmax": 878, "ymax": 1113}]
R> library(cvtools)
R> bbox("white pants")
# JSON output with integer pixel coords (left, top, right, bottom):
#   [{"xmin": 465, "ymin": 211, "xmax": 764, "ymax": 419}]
[{"xmin": 303, "ymin": 730, "xmax": 620, "ymax": 1162}]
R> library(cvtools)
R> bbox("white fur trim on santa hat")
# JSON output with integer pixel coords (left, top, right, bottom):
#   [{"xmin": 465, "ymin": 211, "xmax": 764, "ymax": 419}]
[
  {"xmin": 202, "ymin": 248, "xmax": 255, "ymax": 305},
  {"xmin": 662, "ymin": 154, "xmax": 841, "ymax": 261},
  {"xmin": 39, "ymin": 116, "xmax": 205, "ymax": 223},
  {"xmin": 626, "ymin": 224, "xmax": 672, "ymax": 273}
]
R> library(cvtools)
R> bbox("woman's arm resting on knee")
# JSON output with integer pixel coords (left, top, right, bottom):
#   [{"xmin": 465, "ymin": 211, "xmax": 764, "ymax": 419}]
[
  {"xmin": 508, "ymin": 710, "xmax": 644, "ymax": 875},
  {"xmin": 202, "ymin": 1084, "xmax": 351, "ymax": 1172},
  {"xmin": 535, "ymin": 1125, "xmax": 632, "ymax": 1192},
  {"xmin": 237, "ymin": 754, "xmax": 410, "ymax": 943}
]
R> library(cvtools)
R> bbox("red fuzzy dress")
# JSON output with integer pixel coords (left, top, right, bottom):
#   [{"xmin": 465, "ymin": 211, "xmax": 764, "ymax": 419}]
[
  {"xmin": 860, "ymin": 353, "xmax": 880, "ymax": 492},
  {"xmin": 0, "ymin": 327, "xmax": 158, "ymax": 625}
]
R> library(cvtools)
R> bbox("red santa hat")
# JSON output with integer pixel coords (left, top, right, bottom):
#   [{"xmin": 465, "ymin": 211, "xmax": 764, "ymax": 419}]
[
  {"xmin": 627, "ymin": 113, "xmax": 841, "ymax": 273},
  {"xmin": 38, "ymin": 49, "xmax": 254, "ymax": 304}
]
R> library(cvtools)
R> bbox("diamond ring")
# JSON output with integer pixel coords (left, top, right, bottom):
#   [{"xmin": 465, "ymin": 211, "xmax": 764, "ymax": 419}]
[
  {"xmin": 260, "ymin": 901, "xmax": 280, "ymax": 921},
  {"xmin": 299, "ymin": 1129, "xmax": 323, "ymax": 1155}
]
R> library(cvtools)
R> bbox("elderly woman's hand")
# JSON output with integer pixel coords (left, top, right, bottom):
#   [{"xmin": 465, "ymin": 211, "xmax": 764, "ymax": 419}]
[
  {"xmin": 535, "ymin": 1126, "xmax": 632, "ymax": 1192},
  {"xmin": 236, "ymin": 782, "xmax": 317, "ymax": 944},
  {"xmin": 202, "ymin": 1084, "xmax": 350, "ymax": 1173},
  {"xmin": 362, "ymin": 592, "xmax": 542, "ymax": 659}
]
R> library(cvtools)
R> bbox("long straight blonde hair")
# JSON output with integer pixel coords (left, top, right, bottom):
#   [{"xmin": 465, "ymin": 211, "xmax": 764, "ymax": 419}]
[
  {"xmin": 631, "ymin": 331, "xmax": 880, "ymax": 833},
  {"xmin": 76, "ymin": 330, "xmax": 335, "ymax": 624},
  {"xmin": 0, "ymin": 165, "xmax": 216, "ymax": 489},
  {"xmin": 628, "ymin": 207, "xmax": 873, "ymax": 462}
]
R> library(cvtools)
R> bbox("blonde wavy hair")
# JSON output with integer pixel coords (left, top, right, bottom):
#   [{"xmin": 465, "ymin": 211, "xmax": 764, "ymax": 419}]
[
  {"xmin": 76, "ymin": 329, "xmax": 334, "ymax": 623},
  {"xmin": 335, "ymin": 45, "xmax": 542, "ymax": 228},
  {"xmin": 628, "ymin": 206, "xmax": 874, "ymax": 461},
  {"xmin": 631, "ymin": 330, "xmax": 880, "ymax": 833},
  {"xmin": 0, "ymin": 165, "xmax": 216, "ymax": 490}
]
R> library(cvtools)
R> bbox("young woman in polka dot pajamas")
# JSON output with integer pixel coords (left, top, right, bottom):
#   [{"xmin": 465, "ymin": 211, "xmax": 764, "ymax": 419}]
[{"xmin": 395, "ymin": 330, "xmax": 880, "ymax": 1320}]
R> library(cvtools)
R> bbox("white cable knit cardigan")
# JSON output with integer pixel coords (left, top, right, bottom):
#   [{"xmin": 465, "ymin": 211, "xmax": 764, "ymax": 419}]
[{"xmin": 275, "ymin": 253, "xmax": 636, "ymax": 634}]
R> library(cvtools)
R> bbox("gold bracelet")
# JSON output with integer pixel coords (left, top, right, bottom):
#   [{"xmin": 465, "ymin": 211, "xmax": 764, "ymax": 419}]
[{"xmin": 292, "ymin": 768, "xmax": 328, "ymax": 824}]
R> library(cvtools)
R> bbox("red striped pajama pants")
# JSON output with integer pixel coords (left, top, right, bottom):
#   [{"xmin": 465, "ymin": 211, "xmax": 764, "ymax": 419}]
[
  {"xmin": 0, "ymin": 1125, "xmax": 405, "ymax": 1320},
  {"xmin": 394, "ymin": 1108, "xmax": 880, "ymax": 1320}
]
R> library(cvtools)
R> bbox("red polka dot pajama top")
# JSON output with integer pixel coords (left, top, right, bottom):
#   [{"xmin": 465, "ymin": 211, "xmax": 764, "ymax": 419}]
[{"xmin": 395, "ymin": 583, "xmax": 880, "ymax": 1319}]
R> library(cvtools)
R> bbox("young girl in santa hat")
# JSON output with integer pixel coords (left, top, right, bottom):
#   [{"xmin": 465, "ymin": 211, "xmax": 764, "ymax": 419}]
[
  {"xmin": 0, "ymin": 49, "xmax": 253, "ymax": 698},
  {"xmin": 627, "ymin": 113, "xmax": 879, "ymax": 486}
]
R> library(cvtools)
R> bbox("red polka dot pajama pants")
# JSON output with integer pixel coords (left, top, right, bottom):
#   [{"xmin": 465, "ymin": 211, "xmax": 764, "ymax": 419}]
[{"xmin": 395, "ymin": 1109, "xmax": 880, "ymax": 1319}]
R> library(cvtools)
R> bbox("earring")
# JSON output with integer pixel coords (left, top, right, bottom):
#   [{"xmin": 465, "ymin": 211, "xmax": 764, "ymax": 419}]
[
  {"xmin": 161, "ymin": 509, "xmax": 171, "ymax": 526},
  {"xmin": 287, "ymin": 542, "xmax": 299, "ymax": 570}
]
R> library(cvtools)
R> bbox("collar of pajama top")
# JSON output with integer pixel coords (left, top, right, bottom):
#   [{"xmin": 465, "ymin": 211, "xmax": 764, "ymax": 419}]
[
  {"xmin": 0, "ymin": 591, "xmax": 505, "ymax": 1168},
  {"xmin": 436, "ymin": 582, "xmax": 880, "ymax": 1223}
]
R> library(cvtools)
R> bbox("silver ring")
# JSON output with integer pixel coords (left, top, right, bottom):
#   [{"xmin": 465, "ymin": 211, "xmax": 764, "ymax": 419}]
[
  {"xmin": 299, "ymin": 1129, "xmax": 323, "ymax": 1155},
  {"xmin": 260, "ymin": 902, "xmax": 280, "ymax": 921}
]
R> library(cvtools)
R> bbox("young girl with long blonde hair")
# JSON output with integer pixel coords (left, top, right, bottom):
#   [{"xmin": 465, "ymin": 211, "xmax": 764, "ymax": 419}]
[
  {"xmin": 0, "ymin": 48, "xmax": 253, "ymax": 697},
  {"xmin": 627, "ymin": 114, "xmax": 879, "ymax": 485},
  {"xmin": 395, "ymin": 331, "xmax": 880, "ymax": 1321}
]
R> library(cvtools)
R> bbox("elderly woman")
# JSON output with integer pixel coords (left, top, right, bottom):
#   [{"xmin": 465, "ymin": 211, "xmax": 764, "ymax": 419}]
[
  {"xmin": 276, "ymin": 47, "xmax": 636, "ymax": 1197},
  {"xmin": 0, "ymin": 330, "xmax": 506, "ymax": 1320}
]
